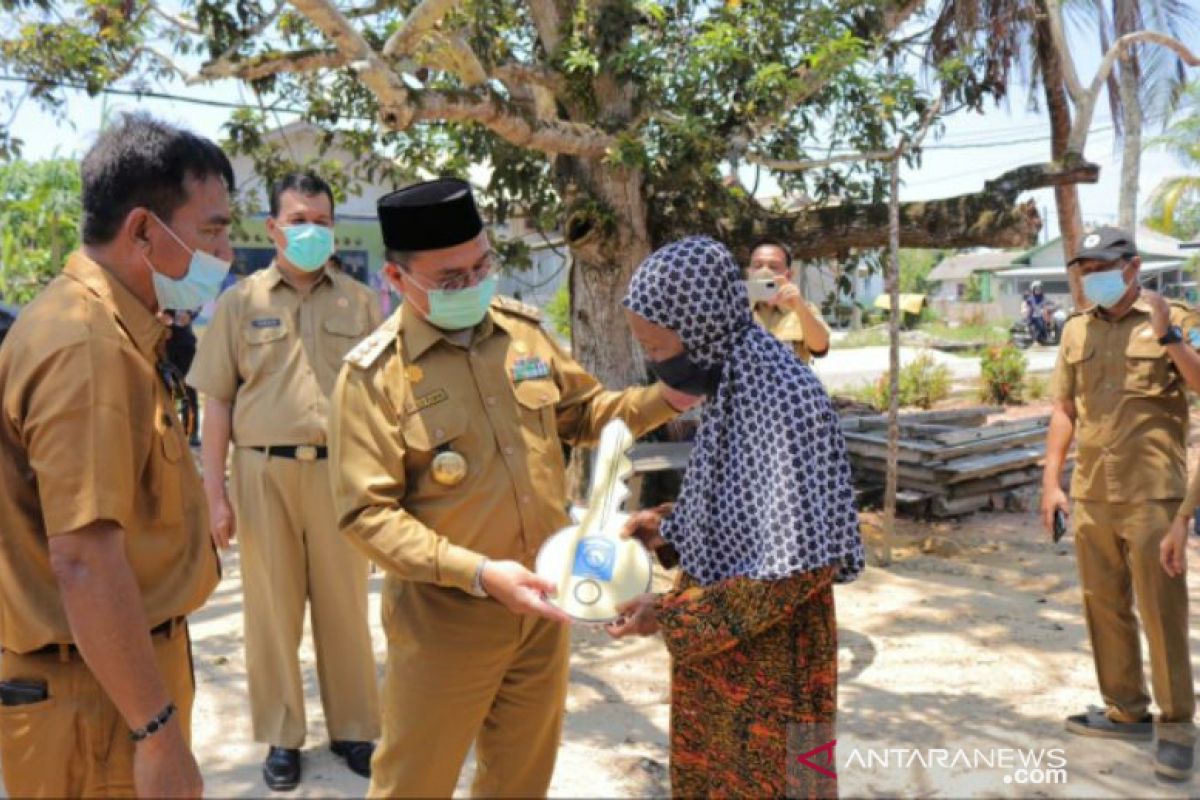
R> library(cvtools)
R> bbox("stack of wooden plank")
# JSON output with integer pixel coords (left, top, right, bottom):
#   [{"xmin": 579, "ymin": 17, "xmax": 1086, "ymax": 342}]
[{"xmin": 841, "ymin": 406, "xmax": 1064, "ymax": 518}]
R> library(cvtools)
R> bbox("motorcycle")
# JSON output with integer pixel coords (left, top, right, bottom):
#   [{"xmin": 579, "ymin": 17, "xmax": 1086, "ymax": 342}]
[{"xmin": 1010, "ymin": 298, "xmax": 1067, "ymax": 348}]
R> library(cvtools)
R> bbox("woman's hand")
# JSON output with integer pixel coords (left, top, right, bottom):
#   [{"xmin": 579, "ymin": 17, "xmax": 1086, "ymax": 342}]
[
  {"xmin": 1161, "ymin": 515, "xmax": 1191, "ymax": 578},
  {"xmin": 605, "ymin": 593, "xmax": 660, "ymax": 639},
  {"xmin": 621, "ymin": 504, "xmax": 673, "ymax": 551}
]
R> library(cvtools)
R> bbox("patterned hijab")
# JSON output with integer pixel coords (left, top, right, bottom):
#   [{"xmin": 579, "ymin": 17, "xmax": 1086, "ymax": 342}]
[{"xmin": 624, "ymin": 236, "xmax": 864, "ymax": 585}]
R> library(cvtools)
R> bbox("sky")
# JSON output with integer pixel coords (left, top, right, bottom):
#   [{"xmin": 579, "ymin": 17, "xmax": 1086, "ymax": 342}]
[{"xmin": 4, "ymin": 15, "xmax": 1196, "ymax": 244}]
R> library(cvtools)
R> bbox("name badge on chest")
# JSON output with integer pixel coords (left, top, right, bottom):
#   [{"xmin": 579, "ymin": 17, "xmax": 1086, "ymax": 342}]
[{"xmin": 512, "ymin": 356, "xmax": 551, "ymax": 383}]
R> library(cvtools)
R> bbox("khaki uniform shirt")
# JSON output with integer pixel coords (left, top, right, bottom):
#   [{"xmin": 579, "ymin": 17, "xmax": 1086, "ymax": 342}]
[
  {"xmin": 187, "ymin": 264, "xmax": 382, "ymax": 446},
  {"xmin": 1052, "ymin": 297, "xmax": 1200, "ymax": 503},
  {"xmin": 753, "ymin": 302, "xmax": 830, "ymax": 364},
  {"xmin": 0, "ymin": 252, "xmax": 219, "ymax": 654},
  {"xmin": 329, "ymin": 297, "xmax": 679, "ymax": 594}
]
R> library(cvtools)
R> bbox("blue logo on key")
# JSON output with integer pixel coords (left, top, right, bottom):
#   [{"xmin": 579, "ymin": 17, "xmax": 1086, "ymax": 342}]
[{"xmin": 572, "ymin": 537, "xmax": 616, "ymax": 581}]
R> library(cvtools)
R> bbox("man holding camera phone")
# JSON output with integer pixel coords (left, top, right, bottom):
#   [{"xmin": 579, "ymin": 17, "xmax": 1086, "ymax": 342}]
[{"xmin": 745, "ymin": 238, "xmax": 830, "ymax": 365}]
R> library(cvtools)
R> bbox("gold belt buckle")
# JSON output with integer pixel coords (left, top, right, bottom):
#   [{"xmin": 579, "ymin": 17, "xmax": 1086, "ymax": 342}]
[{"xmin": 295, "ymin": 445, "xmax": 318, "ymax": 462}]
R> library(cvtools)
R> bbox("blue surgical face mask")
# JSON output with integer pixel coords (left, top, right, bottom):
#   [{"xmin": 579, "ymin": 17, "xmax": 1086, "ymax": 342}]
[
  {"xmin": 144, "ymin": 213, "xmax": 231, "ymax": 310},
  {"xmin": 281, "ymin": 223, "xmax": 334, "ymax": 272},
  {"xmin": 1081, "ymin": 268, "xmax": 1129, "ymax": 308},
  {"xmin": 423, "ymin": 275, "xmax": 498, "ymax": 330}
]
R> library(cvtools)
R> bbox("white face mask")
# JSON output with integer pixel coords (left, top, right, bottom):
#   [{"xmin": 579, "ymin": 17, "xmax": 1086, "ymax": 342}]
[{"xmin": 143, "ymin": 212, "xmax": 231, "ymax": 309}]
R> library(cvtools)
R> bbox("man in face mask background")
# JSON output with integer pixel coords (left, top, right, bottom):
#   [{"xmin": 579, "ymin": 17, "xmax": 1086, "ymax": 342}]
[
  {"xmin": 329, "ymin": 177, "xmax": 698, "ymax": 798},
  {"xmin": 0, "ymin": 113, "xmax": 228, "ymax": 797},
  {"xmin": 1041, "ymin": 226, "xmax": 1200, "ymax": 781},
  {"xmin": 746, "ymin": 238, "xmax": 830, "ymax": 365},
  {"xmin": 187, "ymin": 171, "xmax": 382, "ymax": 791}
]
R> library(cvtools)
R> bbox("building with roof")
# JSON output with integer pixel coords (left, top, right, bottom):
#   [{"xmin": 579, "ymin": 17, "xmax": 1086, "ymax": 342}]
[
  {"xmin": 927, "ymin": 250, "xmax": 1017, "ymax": 303},
  {"xmin": 991, "ymin": 226, "xmax": 1193, "ymax": 317}
]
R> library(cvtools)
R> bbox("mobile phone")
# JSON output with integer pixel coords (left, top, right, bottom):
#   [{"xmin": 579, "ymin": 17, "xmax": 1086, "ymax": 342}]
[
  {"xmin": 0, "ymin": 680, "xmax": 48, "ymax": 707},
  {"xmin": 745, "ymin": 278, "xmax": 779, "ymax": 304},
  {"xmin": 1053, "ymin": 508, "xmax": 1067, "ymax": 543}
]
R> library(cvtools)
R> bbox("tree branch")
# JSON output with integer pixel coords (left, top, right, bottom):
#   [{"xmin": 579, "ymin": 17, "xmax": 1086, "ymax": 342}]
[
  {"xmin": 190, "ymin": 2, "xmax": 286, "ymax": 86},
  {"xmin": 1045, "ymin": 0, "xmax": 1200, "ymax": 155},
  {"xmin": 760, "ymin": 160, "xmax": 1099, "ymax": 260},
  {"xmin": 412, "ymin": 89, "xmax": 613, "ymax": 156},
  {"xmin": 287, "ymin": 0, "xmax": 414, "ymax": 127},
  {"xmin": 381, "ymin": 0, "xmax": 462, "ymax": 58},
  {"xmin": 492, "ymin": 62, "xmax": 566, "ymax": 96},
  {"xmin": 525, "ymin": 0, "xmax": 567, "ymax": 55},
  {"xmin": 192, "ymin": 47, "xmax": 346, "ymax": 83},
  {"xmin": 748, "ymin": 96, "xmax": 943, "ymax": 172},
  {"xmin": 147, "ymin": 2, "xmax": 201, "ymax": 34}
]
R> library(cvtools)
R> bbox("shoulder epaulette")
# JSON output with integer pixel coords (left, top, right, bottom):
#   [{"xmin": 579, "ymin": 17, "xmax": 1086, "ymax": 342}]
[
  {"xmin": 491, "ymin": 295, "xmax": 543, "ymax": 322},
  {"xmin": 344, "ymin": 310, "xmax": 403, "ymax": 369}
]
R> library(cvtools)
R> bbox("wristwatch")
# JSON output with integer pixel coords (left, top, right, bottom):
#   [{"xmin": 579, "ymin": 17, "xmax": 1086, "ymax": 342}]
[{"xmin": 1158, "ymin": 325, "xmax": 1184, "ymax": 346}]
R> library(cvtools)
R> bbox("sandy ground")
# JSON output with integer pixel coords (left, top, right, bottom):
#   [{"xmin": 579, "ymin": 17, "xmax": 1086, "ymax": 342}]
[{"xmin": 151, "ymin": 506, "xmax": 1200, "ymax": 799}]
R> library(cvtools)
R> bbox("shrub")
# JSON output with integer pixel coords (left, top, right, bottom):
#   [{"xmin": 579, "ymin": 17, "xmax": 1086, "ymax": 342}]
[
  {"xmin": 1025, "ymin": 374, "xmax": 1049, "ymax": 401},
  {"xmin": 980, "ymin": 343, "xmax": 1028, "ymax": 404},
  {"xmin": 871, "ymin": 351, "xmax": 953, "ymax": 410}
]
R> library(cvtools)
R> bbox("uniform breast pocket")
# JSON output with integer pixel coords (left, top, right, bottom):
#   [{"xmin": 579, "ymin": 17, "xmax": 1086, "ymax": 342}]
[
  {"xmin": 152, "ymin": 416, "xmax": 186, "ymax": 526},
  {"xmin": 321, "ymin": 315, "xmax": 367, "ymax": 369},
  {"xmin": 514, "ymin": 380, "xmax": 562, "ymax": 444},
  {"xmin": 1063, "ymin": 341, "xmax": 1097, "ymax": 397},
  {"xmin": 1125, "ymin": 337, "xmax": 1171, "ymax": 395},
  {"xmin": 241, "ymin": 318, "xmax": 291, "ymax": 375}
]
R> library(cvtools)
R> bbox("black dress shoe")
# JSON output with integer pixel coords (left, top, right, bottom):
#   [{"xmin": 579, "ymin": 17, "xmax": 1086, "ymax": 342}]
[
  {"xmin": 263, "ymin": 746, "xmax": 301, "ymax": 792},
  {"xmin": 330, "ymin": 740, "xmax": 375, "ymax": 779}
]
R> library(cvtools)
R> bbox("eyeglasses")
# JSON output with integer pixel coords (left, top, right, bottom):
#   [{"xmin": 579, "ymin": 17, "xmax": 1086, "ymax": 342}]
[
  {"xmin": 411, "ymin": 254, "xmax": 495, "ymax": 292},
  {"xmin": 157, "ymin": 359, "xmax": 197, "ymax": 439}
]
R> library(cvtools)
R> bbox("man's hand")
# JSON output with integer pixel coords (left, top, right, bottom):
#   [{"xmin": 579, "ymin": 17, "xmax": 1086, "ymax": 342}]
[
  {"xmin": 134, "ymin": 720, "xmax": 204, "ymax": 799},
  {"xmin": 605, "ymin": 593, "xmax": 660, "ymax": 639},
  {"xmin": 621, "ymin": 505, "xmax": 672, "ymax": 551},
  {"xmin": 480, "ymin": 560, "xmax": 571, "ymax": 623},
  {"xmin": 207, "ymin": 493, "xmax": 236, "ymax": 550},
  {"xmin": 1161, "ymin": 515, "xmax": 1191, "ymax": 578},
  {"xmin": 1040, "ymin": 485, "xmax": 1070, "ymax": 538},
  {"xmin": 770, "ymin": 279, "xmax": 804, "ymax": 312},
  {"xmin": 1143, "ymin": 289, "xmax": 1172, "ymax": 338}
]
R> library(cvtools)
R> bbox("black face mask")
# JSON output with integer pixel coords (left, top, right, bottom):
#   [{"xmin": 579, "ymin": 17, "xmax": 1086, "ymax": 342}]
[{"xmin": 647, "ymin": 352, "xmax": 723, "ymax": 397}]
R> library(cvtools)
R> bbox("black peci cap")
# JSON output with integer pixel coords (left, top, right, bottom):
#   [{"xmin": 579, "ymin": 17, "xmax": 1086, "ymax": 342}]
[{"xmin": 377, "ymin": 178, "xmax": 485, "ymax": 252}]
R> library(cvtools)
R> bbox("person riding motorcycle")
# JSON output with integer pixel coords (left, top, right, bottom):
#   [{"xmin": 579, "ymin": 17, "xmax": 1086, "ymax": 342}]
[{"xmin": 1024, "ymin": 281, "xmax": 1048, "ymax": 342}]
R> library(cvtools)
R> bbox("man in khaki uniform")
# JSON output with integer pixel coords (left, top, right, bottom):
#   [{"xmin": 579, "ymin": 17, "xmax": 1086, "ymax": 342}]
[
  {"xmin": 330, "ymin": 178, "xmax": 696, "ymax": 798},
  {"xmin": 1042, "ymin": 227, "xmax": 1200, "ymax": 781},
  {"xmin": 0, "ymin": 114, "xmax": 227, "ymax": 797},
  {"xmin": 747, "ymin": 238, "xmax": 830, "ymax": 364},
  {"xmin": 188, "ymin": 172, "xmax": 381, "ymax": 791}
]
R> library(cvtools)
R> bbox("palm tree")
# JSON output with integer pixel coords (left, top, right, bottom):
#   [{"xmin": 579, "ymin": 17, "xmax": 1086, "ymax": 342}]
[{"xmin": 1145, "ymin": 80, "xmax": 1200, "ymax": 239}]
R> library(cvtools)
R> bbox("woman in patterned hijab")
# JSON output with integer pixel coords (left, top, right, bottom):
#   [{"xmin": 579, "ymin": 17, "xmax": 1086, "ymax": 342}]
[{"xmin": 608, "ymin": 235, "xmax": 863, "ymax": 798}]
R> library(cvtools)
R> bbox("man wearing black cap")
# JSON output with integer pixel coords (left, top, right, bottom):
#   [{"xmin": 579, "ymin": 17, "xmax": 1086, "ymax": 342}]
[
  {"xmin": 329, "ymin": 178, "xmax": 696, "ymax": 797},
  {"xmin": 1041, "ymin": 226, "xmax": 1200, "ymax": 780}
]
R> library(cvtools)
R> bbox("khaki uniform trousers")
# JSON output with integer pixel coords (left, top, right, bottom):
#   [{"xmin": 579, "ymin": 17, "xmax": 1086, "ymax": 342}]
[
  {"xmin": 0, "ymin": 624, "xmax": 193, "ymax": 798},
  {"xmin": 370, "ymin": 580, "xmax": 570, "ymax": 798},
  {"xmin": 231, "ymin": 448, "xmax": 380, "ymax": 748},
  {"xmin": 1074, "ymin": 500, "xmax": 1195, "ymax": 744}
]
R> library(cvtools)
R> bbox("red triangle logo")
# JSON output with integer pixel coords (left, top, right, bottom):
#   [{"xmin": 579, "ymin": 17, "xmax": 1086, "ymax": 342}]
[{"xmin": 796, "ymin": 739, "xmax": 838, "ymax": 779}]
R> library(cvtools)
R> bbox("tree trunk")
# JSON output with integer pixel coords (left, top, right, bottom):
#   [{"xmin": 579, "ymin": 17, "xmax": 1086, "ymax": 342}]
[
  {"xmin": 558, "ymin": 159, "xmax": 651, "ymax": 388},
  {"xmin": 1115, "ymin": 0, "xmax": 1142, "ymax": 230},
  {"xmin": 881, "ymin": 158, "xmax": 900, "ymax": 568},
  {"xmin": 1035, "ymin": 0, "xmax": 1087, "ymax": 309}
]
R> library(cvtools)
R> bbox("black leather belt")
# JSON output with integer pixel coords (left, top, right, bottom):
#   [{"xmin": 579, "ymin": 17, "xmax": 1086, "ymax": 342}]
[
  {"xmin": 15, "ymin": 616, "xmax": 186, "ymax": 660},
  {"xmin": 249, "ymin": 445, "xmax": 328, "ymax": 461}
]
